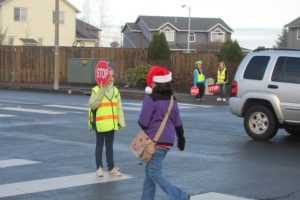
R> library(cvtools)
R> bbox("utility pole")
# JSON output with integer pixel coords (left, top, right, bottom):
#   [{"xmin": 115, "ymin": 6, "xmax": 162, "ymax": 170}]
[
  {"xmin": 54, "ymin": 0, "xmax": 60, "ymax": 90},
  {"xmin": 182, "ymin": 5, "xmax": 191, "ymax": 53}
]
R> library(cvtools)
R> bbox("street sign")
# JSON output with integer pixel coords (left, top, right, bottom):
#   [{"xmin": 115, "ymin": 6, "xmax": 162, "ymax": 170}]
[
  {"xmin": 94, "ymin": 61, "xmax": 110, "ymax": 86},
  {"xmin": 190, "ymin": 86, "xmax": 199, "ymax": 96},
  {"xmin": 208, "ymin": 84, "xmax": 220, "ymax": 94}
]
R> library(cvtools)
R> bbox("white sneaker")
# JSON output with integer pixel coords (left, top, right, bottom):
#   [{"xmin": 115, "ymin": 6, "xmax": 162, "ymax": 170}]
[
  {"xmin": 109, "ymin": 167, "xmax": 122, "ymax": 177},
  {"xmin": 216, "ymin": 97, "xmax": 222, "ymax": 101},
  {"xmin": 96, "ymin": 167, "xmax": 104, "ymax": 177},
  {"xmin": 222, "ymin": 98, "xmax": 226, "ymax": 102}
]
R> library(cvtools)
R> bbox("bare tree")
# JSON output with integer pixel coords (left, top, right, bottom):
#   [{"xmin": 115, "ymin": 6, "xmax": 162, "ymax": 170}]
[{"xmin": 0, "ymin": 27, "xmax": 8, "ymax": 45}]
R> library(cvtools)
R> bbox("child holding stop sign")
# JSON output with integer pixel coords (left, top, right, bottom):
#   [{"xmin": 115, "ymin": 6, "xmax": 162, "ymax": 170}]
[{"xmin": 88, "ymin": 66, "xmax": 126, "ymax": 177}]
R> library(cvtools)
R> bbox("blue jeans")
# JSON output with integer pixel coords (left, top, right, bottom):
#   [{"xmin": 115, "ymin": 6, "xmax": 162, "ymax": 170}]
[
  {"xmin": 141, "ymin": 147, "xmax": 189, "ymax": 200},
  {"xmin": 95, "ymin": 130, "xmax": 115, "ymax": 170},
  {"xmin": 218, "ymin": 83, "xmax": 226, "ymax": 98}
]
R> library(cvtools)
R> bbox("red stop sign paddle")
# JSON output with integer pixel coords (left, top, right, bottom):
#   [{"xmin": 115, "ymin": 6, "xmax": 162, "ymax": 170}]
[
  {"xmin": 95, "ymin": 61, "xmax": 110, "ymax": 86},
  {"xmin": 190, "ymin": 86, "xmax": 199, "ymax": 96}
]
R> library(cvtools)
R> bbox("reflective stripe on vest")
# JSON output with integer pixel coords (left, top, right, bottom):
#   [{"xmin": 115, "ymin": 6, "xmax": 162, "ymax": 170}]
[
  {"xmin": 217, "ymin": 68, "xmax": 227, "ymax": 83},
  {"xmin": 90, "ymin": 86, "xmax": 119, "ymax": 132},
  {"xmin": 195, "ymin": 70, "xmax": 205, "ymax": 82}
]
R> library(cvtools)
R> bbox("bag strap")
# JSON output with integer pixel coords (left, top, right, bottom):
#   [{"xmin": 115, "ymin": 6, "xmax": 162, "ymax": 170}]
[{"xmin": 153, "ymin": 95, "xmax": 174, "ymax": 143}]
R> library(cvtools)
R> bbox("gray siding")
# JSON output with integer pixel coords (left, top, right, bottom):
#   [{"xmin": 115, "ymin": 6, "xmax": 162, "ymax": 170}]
[
  {"xmin": 287, "ymin": 28, "xmax": 300, "ymax": 49},
  {"xmin": 137, "ymin": 19, "xmax": 151, "ymax": 41},
  {"xmin": 197, "ymin": 33, "xmax": 208, "ymax": 43},
  {"xmin": 122, "ymin": 37, "xmax": 135, "ymax": 48}
]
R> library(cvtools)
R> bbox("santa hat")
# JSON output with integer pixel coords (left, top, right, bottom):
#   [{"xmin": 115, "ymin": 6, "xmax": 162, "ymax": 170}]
[{"xmin": 145, "ymin": 66, "xmax": 172, "ymax": 94}]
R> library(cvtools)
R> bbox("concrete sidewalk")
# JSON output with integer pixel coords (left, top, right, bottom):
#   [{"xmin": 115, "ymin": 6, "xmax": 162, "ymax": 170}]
[{"xmin": 0, "ymin": 82, "xmax": 228, "ymax": 105}]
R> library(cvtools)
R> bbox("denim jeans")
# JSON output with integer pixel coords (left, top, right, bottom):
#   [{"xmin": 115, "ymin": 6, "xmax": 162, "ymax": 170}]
[
  {"xmin": 141, "ymin": 147, "xmax": 189, "ymax": 200},
  {"xmin": 218, "ymin": 83, "xmax": 226, "ymax": 98},
  {"xmin": 95, "ymin": 130, "xmax": 115, "ymax": 170}
]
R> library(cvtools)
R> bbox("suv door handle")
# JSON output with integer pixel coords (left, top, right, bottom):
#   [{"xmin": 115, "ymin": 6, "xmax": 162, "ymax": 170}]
[{"xmin": 268, "ymin": 84, "xmax": 278, "ymax": 89}]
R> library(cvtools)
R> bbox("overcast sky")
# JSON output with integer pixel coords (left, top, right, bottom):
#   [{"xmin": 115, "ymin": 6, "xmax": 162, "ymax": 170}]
[{"xmin": 68, "ymin": 0, "xmax": 300, "ymax": 49}]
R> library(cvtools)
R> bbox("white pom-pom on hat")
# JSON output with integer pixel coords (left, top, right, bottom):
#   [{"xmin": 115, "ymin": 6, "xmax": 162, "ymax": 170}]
[
  {"xmin": 145, "ymin": 66, "xmax": 172, "ymax": 94},
  {"xmin": 145, "ymin": 86, "xmax": 152, "ymax": 94}
]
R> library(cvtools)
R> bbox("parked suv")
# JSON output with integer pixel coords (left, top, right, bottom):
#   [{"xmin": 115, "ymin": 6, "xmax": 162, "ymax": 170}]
[{"xmin": 229, "ymin": 48, "xmax": 300, "ymax": 141}]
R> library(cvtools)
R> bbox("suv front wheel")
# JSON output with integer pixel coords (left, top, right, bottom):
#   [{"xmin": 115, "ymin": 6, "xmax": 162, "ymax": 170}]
[{"xmin": 244, "ymin": 105, "xmax": 278, "ymax": 141}]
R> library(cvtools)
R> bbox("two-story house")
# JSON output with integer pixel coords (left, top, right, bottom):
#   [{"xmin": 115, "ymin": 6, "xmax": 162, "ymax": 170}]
[
  {"xmin": 122, "ymin": 15, "xmax": 233, "ymax": 51},
  {"xmin": 0, "ymin": 0, "xmax": 101, "ymax": 47},
  {"xmin": 285, "ymin": 16, "xmax": 300, "ymax": 49}
]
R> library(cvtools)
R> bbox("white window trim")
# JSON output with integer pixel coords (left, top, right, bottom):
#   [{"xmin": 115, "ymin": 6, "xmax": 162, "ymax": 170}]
[
  {"xmin": 14, "ymin": 7, "xmax": 27, "ymax": 22},
  {"xmin": 160, "ymin": 27, "xmax": 175, "ymax": 42},
  {"xmin": 189, "ymin": 32, "xmax": 195, "ymax": 42},
  {"xmin": 211, "ymin": 28, "xmax": 225, "ymax": 42}
]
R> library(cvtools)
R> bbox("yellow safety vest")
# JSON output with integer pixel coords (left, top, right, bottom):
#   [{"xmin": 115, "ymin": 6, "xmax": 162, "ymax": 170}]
[
  {"xmin": 217, "ymin": 68, "xmax": 227, "ymax": 83},
  {"xmin": 195, "ymin": 69, "xmax": 205, "ymax": 82},
  {"xmin": 88, "ymin": 86, "xmax": 119, "ymax": 132}
]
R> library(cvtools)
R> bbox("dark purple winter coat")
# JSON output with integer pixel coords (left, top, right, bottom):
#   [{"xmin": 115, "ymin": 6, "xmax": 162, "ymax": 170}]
[{"xmin": 138, "ymin": 93, "xmax": 183, "ymax": 146}]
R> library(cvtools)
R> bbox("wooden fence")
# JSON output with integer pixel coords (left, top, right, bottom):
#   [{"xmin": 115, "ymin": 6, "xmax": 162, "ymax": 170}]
[{"xmin": 0, "ymin": 46, "xmax": 220, "ymax": 90}]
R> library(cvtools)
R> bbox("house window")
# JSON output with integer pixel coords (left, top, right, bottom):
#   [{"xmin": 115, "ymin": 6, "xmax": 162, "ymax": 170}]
[
  {"xmin": 161, "ymin": 27, "xmax": 174, "ymax": 42},
  {"xmin": 190, "ymin": 32, "xmax": 195, "ymax": 42},
  {"xmin": 297, "ymin": 28, "xmax": 300, "ymax": 40},
  {"xmin": 211, "ymin": 28, "xmax": 225, "ymax": 42},
  {"xmin": 8, "ymin": 37, "xmax": 14, "ymax": 45},
  {"xmin": 14, "ymin": 7, "xmax": 27, "ymax": 22},
  {"xmin": 53, "ymin": 11, "xmax": 65, "ymax": 24}
]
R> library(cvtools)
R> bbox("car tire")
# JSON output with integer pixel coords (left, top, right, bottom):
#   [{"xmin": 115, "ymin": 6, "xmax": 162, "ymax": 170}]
[
  {"xmin": 285, "ymin": 127, "xmax": 300, "ymax": 136},
  {"xmin": 244, "ymin": 105, "xmax": 278, "ymax": 141}
]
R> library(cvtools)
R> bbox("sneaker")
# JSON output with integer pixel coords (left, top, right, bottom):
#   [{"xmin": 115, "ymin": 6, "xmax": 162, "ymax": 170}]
[
  {"xmin": 222, "ymin": 98, "xmax": 226, "ymax": 102},
  {"xmin": 96, "ymin": 167, "xmax": 104, "ymax": 177},
  {"xmin": 216, "ymin": 97, "xmax": 222, "ymax": 101},
  {"xmin": 200, "ymin": 98, "xmax": 205, "ymax": 100},
  {"xmin": 109, "ymin": 167, "xmax": 122, "ymax": 177},
  {"xmin": 196, "ymin": 98, "xmax": 201, "ymax": 101}
]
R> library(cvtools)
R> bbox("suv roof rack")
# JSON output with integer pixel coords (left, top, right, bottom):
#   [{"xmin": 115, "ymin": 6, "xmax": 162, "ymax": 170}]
[{"xmin": 253, "ymin": 47, "xmax": 300, "ymax": 52}]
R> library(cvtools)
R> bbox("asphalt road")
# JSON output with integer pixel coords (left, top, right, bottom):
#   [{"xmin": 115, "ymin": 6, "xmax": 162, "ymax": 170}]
[{"xmin": 1, "ymin": 89, "xmax": 300, "ymax": 200}]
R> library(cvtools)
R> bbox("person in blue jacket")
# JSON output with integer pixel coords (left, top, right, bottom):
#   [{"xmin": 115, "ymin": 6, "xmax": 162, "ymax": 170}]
[{"xmin": 193, "ymin": 60, "xmax": 206, "ymax": 100}]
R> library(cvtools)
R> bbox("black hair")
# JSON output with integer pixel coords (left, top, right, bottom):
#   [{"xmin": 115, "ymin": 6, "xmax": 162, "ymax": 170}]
[{"xmin": 152, "ymin": 82, "xmax": 174, "ymax": 95}]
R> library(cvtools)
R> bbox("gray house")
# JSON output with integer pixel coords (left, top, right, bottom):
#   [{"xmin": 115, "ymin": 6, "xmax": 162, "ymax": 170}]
[
  {"xmin": 121, "ymin": 15, "xmax": 233, "ymax": 51},
  {"xmin": 285, "ymin": 17, "xmax": 300, "ymax": 49}
]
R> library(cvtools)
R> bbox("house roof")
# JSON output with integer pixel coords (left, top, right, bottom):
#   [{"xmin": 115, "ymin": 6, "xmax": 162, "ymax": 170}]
[
  {"xmin": 285, "ymin": 16, "xmax": 300, "ymax": 28},
  {"xmin": 19, "ymin": 38, "xmax": 38, "ymax": 45},
  {"xmin": 0, "ymin": 0, "xmax": 80, "ymax": 13},
  {"xmin": 137, "ymin": 15, "xmax": 233, "ymax": 32},
  {"xmin": 124, "ymin": 32, "xmax": 148, "ymax": 48},
  {"xmin": 125, "ymin": 23, "xmax": 142, "ymax": 32},
  {"xmin": 76, "ymin": 19, "xmax": 101, "ymax": 40}
]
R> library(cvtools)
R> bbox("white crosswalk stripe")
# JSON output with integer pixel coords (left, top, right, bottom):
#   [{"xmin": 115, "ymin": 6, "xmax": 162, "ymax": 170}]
[
  {"xmin": 0, "ymin": 100, "xmax": 36, "ymax": 105},
  {"xmin": 0, "ymin": 172, "xmax": 132, "ymax": 198},
  {"xmin": 0, "ymin": 107, "xmax": 65, "ymax": 114},
  {"xmin": 0, "ymin": 159, "xmax": 40, "ymax": 168},
  {"xmin": 0, "ymin": 114, "xmax": 15, "ymax": 118},
  {"xmin": 42, "ymin": 103, "xmax": 207, "ymax": 112},
  {"xmin": 0, "ymin": 102, "xmax": 211, "ymax": 118},
  {"xmin": 43, "ymin": 104, "xmax": 87, "ymax": 111},
  {"xmin": 191, "ymin": 192, "xmax": 254, "ymax": 200}
]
